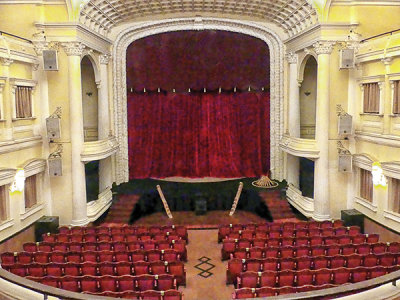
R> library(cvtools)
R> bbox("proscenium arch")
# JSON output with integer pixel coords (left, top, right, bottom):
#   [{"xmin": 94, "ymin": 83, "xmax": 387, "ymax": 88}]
[{"xmin": 112, "ymin": 17, "xmax": 284, "ymax": 184}]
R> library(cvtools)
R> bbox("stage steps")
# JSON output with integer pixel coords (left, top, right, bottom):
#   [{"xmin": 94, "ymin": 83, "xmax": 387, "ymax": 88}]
[
  {"xmin": 260, "ymin": 190, "xmax": 297, "ymax": 220},
  {"xmin": 104, "ymin": 194, "xmax": 140, "ymax": 223}
]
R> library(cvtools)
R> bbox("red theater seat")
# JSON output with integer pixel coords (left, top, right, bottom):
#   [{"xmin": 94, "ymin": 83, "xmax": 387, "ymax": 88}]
[
  {"xmin": 296, "ymin": 269, "xmax": 313, "ymax": 286},
  {"xmin": 262, "ymin": 258, "xmax": 278, "ymax": 271},
  {"xmin": 99, "ymin": 275, "xmax": 118, "ymax": 292},
  {"xmin": 296, "ymin": 257, "xmax": 312, "ymax": 270},
  {"xmin": 64, "ymin": 262, "xmax": 81, "ymax": 276},
  {"xmin": 118, "ymin": 274, "xmax": 135, "ymax": 291},
  {"xmin": 314, "ymin": 268, "xmax": 332, "ymax": 285},
  {"xmin": 246, "ymin": 259, "xmax": 262, "ymax": 272},
  {"xmin": 227, "ymin": 258, "xmax": 244, "ymax": 284},
  {"xmin": 81, "ymin": 261, "xmax": 98, "ymax": 276},
  {"xmin": 168, "ymin": 261, "xmax": 186, "ymax": 286},
  {"xmin": 99, "ymin": 262, "xmax": 115, "ymax": 276},
  {"xmin": 234, "ymin": 288, "xmax": 256, "ymax": 299},
  {"xmin": 80, "ymin": 275, "xmax": 98, "ymax": 293},
  {"xmin": 136, "ymin": 274, "xmax": 156, "ymax": 291},
  {"xmin": 260, "ymin": 271, "xmax": 276, "ymax": 287},
  {"xmin": 277, "ymin": 270, "xmax": 295, "ymax": 287},
  {"xmin": 133, "ymin": 261, "xmax": 150, "ymax": 275},
  {"xmin": 346, "ymin": 254, "xmax": 362, "ymax": 268},
  {"xmin": 330, "ymin": 255, "xmax": 346, "ymax": 268},
  {"xmin": 150, "ymin": 261, "xmax": 167, "ymax": 276},
  {"xmin": 59, "ymin": 276, "xmax": 80, "ymax": 292},
  {"xmin": 352, "ymin": 266, "xmax": 368, "ymax": 283},
  {"xmin": 332, "ymin": 267, "xmax": 351, "ymax": 284},
  {"xmin": 238, "ymin": 271, "xmax": 258, "ymax": 288},
  {"xmin": 156, "ymin": 274, "xmax": 176, "ymax": 290}
]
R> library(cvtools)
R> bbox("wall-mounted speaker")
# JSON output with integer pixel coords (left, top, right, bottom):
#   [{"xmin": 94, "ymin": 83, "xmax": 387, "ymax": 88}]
[
  {"xmin": 46, "ymin": 117, "xmax": 61, "ymax": 139},
  {"xmin": 339, "ymin": 48, "xmax": 355, "ymax": 69},
  {"xmin": 43, "ymin": 50, "xmax": 58, "ymax": 71},
  {"xmin": 338, "ymin": 114, "xmax": 353, "ymax": 136},
  {"xmin": 48, "ymin": 157, "xmax": 62, "ymax": 176},
  {"xmin": 338, "ymin": 154, "xmax": 352, "ymax": 173}
]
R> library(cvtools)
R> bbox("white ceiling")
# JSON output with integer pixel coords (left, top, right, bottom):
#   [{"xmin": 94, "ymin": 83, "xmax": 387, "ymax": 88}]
[{"xmin": 79, "ymin": 0, "xmax": 318, "ymax": 37}]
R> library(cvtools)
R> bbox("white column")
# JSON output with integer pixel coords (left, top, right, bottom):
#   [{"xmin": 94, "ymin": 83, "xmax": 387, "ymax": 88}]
[
  {"xmin": 98, "ymin": 54, "xmax": 112, "ymax": 192},
  {"xmin": 62, "ymin": 42, "xmax": 89, "ymax": 226},
  {"xmin": 313, "ymin": 41, "xmax": 334, "ymax": 221},
  {"xmin": 1, "ymin": 58, "xmax": 14, "ymax": 140},
  {"xmin": 286, "ymin": 52, "xmax": 300, "ymax": 189},
  {"xmin": 287, "ymin": 52, "xmax": 300, "ymax": 138}
]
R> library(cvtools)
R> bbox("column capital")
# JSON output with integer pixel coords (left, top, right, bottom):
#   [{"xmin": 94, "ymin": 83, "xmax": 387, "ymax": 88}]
[
  {"xmin": 99, "ymin": 54, "xmax": 111, "ymax": 65},
  {"xmin": 286, "ymin": 52, "xmax": 298, "ymax": 64},
  {"xmin": 1, "ymin": 58, "xmax": 13, "ymax": 66},
  {"xmin": 313, "ymin": 41, "xmax": 335, "ymax": 55},
  {"xmin": 61, "ymin": 42, "xmax": 86, "ymax": 56},
  {"xmin": 381, "ymin": 57, "xmax": 393, "ymax": 66},
  {"xmin": 96, "ymin": 80, "xmax": 101, "ymax": 89}
]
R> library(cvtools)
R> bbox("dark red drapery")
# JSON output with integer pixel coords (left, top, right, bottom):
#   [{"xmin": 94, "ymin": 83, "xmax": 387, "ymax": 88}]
[
  {"xmin": 128, "ymin": 92, "xmax": 270, "ymax": 179},
  {"xmin": 126, "ymin": 30, "xmax": 270, "ymax": 91}
]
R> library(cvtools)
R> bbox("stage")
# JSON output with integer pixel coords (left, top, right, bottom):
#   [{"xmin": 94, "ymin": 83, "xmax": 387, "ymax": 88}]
[{"xmin": 104, "ymin": 177, "xmax": 303, "ymax": 227}]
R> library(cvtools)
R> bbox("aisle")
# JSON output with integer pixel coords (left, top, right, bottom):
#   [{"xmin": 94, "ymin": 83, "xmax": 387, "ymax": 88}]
[{"xmin": 181, "ymin": 229, "xmax": 234, "ymax": 300}]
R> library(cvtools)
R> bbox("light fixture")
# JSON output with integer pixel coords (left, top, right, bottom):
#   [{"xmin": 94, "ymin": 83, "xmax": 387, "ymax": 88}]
[
  {"xmin": 371, "ymin": 162, "xmax": 387, "ymax": 187},
  {"xmin": 9, "ymin": 169, "xmax": 25, "ymax": 194}
]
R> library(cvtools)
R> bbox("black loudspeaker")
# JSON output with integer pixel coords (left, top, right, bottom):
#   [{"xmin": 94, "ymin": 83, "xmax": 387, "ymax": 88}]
[
  {"xmin": 46, "ymin": 117, "xmax": 61, "ymax": 139},
  {"xmin": 35, "ymin": 216, "xmax": 59, "ymax": 242},
  {"xmin": 48, "ymin": 157, "xmax": 62, "ymax": 176},
  {"xmin": 341, "ymin": 209, "xmax": 364, "ymax": 233},
  {"xmin": 43, "ymin": 50, "xmax": 58, "ymax": 71}
]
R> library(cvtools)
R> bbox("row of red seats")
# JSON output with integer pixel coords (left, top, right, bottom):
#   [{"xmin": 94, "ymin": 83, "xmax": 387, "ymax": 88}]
[
  {"xmin": 26, "ymin": 274, "xmax": 179, "ymax": 293},
  {"xmin": 21, "ymin": 240, "xmax": 187, "ymax": 260},
  {"xmin": 59, "ymin": 224, "xmax": 187, "ymax": 236},
  {"xmin": 227, "ymin": 242, "xmax": 398, "ymax": 260},
  {"xmin": 42, "ymin": 232, "xmax": 186, "ymax": 243},
  {"xmin": 1, "ymin": 249, "xmax": 182, "ymax": 265},
  {"xmin": 235, "ymin": 266, "xmax": 399, "ymax": 289},
  {"xmin": 3, "ymin": 260, "xmax": 186, "ymax": 285},
  {"xmin": 84, "ymin": 289, "xmax": 182, "ymax": 300},
  {"xmin": 219, "ymin": 220, "xmax": 344, "ymax": 241},
  {"xmin": 233, "ymin": 284, "xmax": 341, "ymax": 299},
  {"xmin": 220, "ymin": 226, "xmax": 361, "ymax": 242},
  {"xmin": 221, "ymin": 234, "xmax": 378, "ymax": 259},
  {"xmin": 226, "ymin": 253, "xmax": 400, "ymax": 283}
]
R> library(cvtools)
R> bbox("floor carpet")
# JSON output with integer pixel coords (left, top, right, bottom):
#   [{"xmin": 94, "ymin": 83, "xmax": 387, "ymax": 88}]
[{"xmin": 181, "ymin": 229, "xmax": 234, "ymax": 300}]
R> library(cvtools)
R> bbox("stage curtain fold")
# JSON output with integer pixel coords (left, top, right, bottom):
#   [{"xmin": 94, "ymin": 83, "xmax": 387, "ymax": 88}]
[{"xmin": 128, "ymin": 92, "xmax": 270, "ymax": 179}]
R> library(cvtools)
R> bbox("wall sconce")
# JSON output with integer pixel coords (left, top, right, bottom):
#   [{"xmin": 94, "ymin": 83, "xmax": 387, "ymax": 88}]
[
  {"xmin": 9, "ymin": 169, "xmax": 25, "ymax": 194},
  {"xmin": 86, "ymin": 92, "xmax": 93, "ymax": 97},
  {"xmin": 372, "ymin": 162, "xmax": 387, "ymax": 187},
  {"xmin": 304, "ymin": 91, "xmax": 311, "ymax": 96}
]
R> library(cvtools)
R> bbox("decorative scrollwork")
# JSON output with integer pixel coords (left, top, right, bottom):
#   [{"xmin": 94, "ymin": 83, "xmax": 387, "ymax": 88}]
[
  {"xmin": 49, "ymin": 144, "xmax": 63, "ymax": 158},
  {"xmin": 337, "ymin": 141, "xmax": 351, "ymax": 155},
  {"xmin": 49, "ymin": 107, "xmax": 62, "ymax": 119}
]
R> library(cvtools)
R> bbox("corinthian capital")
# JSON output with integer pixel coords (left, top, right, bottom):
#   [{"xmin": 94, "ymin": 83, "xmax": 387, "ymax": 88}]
[
  {"xmin": 100, "ymin": 54, "xmax": 111, "ymax": 65},
  {"xmin": 61, "ymin": 42, "xmax": 86, "ymax": 56},
  {"xmin": 313, "ymin": 41, "xmax": 335, "ymax": 55},
  {"xmin": 286, "ymin": 52, "xmax": 298, "ymax": 64}
]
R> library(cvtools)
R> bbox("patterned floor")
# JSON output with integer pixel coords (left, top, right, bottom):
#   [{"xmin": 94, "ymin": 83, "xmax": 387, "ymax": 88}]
[{"xmin": 194, "ymin": 256, "xmax": 216, "ymax": 278}]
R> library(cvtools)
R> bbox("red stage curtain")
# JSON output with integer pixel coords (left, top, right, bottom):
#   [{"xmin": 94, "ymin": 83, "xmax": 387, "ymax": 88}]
[
  {"xmin": 128, "ymin": 92, "xmax": 270, "ymax": 179},
  {"xmin": 126, "ymin": 30, "xmax": 270, "ymax": 91}
]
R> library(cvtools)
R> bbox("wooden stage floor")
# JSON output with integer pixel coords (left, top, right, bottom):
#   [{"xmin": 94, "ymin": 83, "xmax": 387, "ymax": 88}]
[{"xmin": 131, "ymin": 210, "xmax": 299, "ymax": 229}]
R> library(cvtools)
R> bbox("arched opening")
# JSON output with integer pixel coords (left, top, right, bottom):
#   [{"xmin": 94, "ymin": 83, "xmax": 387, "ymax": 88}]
[
  {"xmin": 299, "ymin": 55, "xmax": 317, "ymax": 139},
  {"xmin": 81, "ymin": 56, "xmax": 99, "ymax": 142}
]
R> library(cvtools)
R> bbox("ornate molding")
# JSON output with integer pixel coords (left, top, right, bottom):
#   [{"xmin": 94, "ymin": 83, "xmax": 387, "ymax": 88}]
[
  {"xmin": 279, "ymin": 134, "xmax": 319, "ymax": 158},
  {"xmin": 87, "ymin": 188, "xmax": 113, "ymax": 222},
  {"xmin": 61, "ymin": 42, "xmax": 86, "ymax": 56},
  {"xmin": 286, "ymin": 52, "xmax": 298, "ymax": 64},
  {"xmin": 313, "ymin": 41, "xmax": 335, "ymax": 55},
  {"xmin": 81, "ymin": 136, "xmax": 119, "ymax": 162},
  {"xmin": 99, "ymin": 54, "xmax": 111, "ymax": 65},
  {"xmin": 286, "ymin": 184, "xmax": 314, "ymax": 217},
  {"xmin": 1, "ymin": 58, "xmax": 13, "ymax": 66},
  {"xmin": 112, "ymin": 17, "xmax": 285, "ymax": 184}
]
